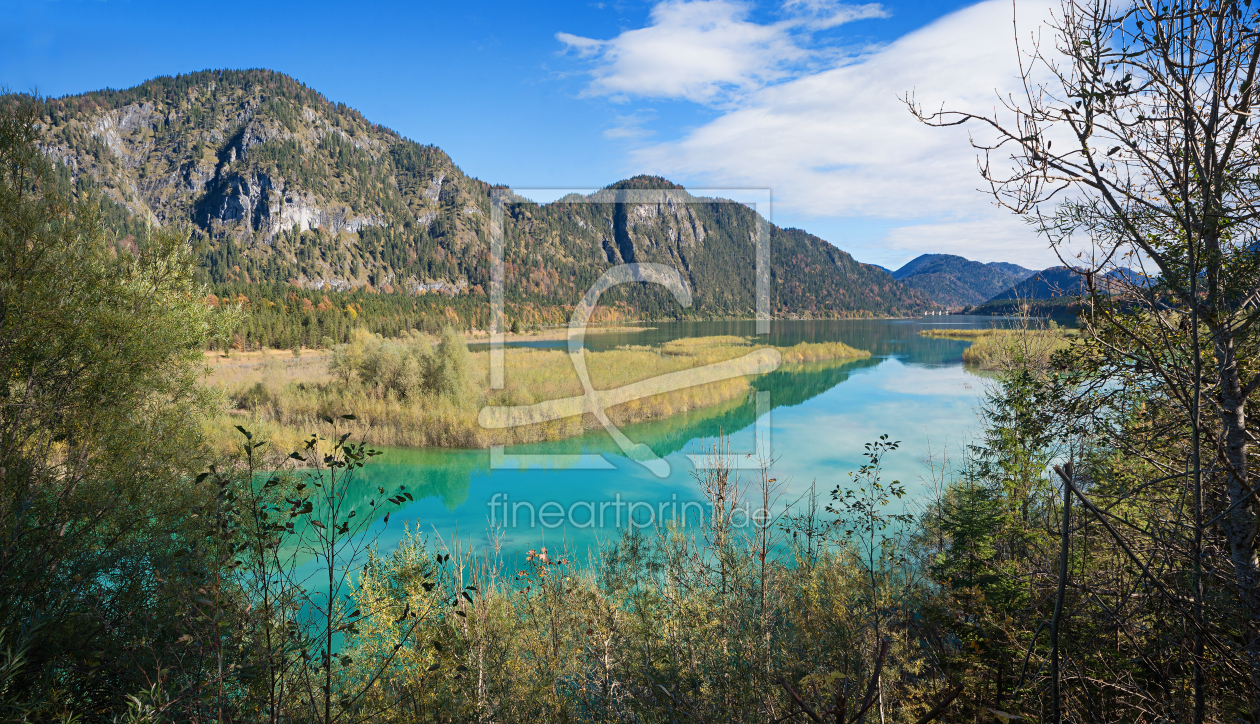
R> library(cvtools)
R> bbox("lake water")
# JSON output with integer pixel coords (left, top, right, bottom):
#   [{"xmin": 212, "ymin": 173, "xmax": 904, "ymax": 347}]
[{"xmin": 351, "ymin": 317, "xmax": 1007, "ymax": 560}]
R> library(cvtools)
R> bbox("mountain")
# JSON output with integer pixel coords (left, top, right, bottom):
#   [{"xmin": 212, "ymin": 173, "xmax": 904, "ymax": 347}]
[
  {"xmin": 987, "ymin": 261, "xmax": 1036, "ymax": 278},
  {"xmin": 890, "ymin": 254, "xmax": 1035, "ymax": 308},
  {"xmin": 30, "ymin": 69, "xmax": 929, "ymax": 323},
  {"xmin": 890, "ymin": 254, "xmax": 948, "ymax": 280},
  {"xmin": 987, "ymin": 266, "xmax": 1086, "ymax": 301},
  {"xmin": 987, "ymin": 265, "xmax": 1149, "ymax": 302},
  {"xmin": 966, "ymin": 265, "xmax": 1151, "ymax": 316}
]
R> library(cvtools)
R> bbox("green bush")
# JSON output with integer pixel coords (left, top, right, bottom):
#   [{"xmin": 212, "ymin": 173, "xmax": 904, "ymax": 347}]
[
  {"xmin": 237, "ymin": 380, "xmax": 272, "ymax": 410},
  {"xmin": 334, "ymin": 327, "xmax": 473, "ymax": 404},
  {"xmin": 0, "ymin": 92, "xmax": 238, "ymax": 720}
]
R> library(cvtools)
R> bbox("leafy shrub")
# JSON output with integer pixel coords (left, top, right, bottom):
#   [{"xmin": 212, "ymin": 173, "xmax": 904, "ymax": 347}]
[
  {"xmin": 332, "ymin": 328, "xmax": 474, "ymax": 405},
  {"xmin": 237, "ymin": 380, "xmax": 272, "ymax": 410}
]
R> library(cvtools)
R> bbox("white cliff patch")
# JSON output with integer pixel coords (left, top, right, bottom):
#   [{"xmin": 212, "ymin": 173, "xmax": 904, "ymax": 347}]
[
  {"xmin": 424, "ymin": 173, "xmax": 445, "ymax": 201},
  {"xmin": 92, "ymin": 116, "xmax": 125, "ymax": 161},
  {"xmin": 687, "ymin": 207, "xmax": 706, "ymax": 244},
  {"xmin": 280, "ymin": 197, "xmax": 321, "ymax": 233},
  {"xmin": 345, "ymin": 215, "xmax": 386, "ymax": 232}
]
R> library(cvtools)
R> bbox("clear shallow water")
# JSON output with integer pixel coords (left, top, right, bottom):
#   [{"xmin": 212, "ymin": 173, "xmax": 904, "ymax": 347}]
[{"xmin": 350, "ymin": 318, "xmax": 1008, "ymax": 560}]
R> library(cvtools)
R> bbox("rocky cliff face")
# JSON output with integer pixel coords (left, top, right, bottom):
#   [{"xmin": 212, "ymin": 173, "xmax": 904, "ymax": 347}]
[{"xmin": 32, "ymin": 69, "xmax": 928, "ymax": 318}]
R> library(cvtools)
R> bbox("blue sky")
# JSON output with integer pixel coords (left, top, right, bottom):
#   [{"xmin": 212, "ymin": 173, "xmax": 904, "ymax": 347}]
[{"xmin": 1, "ymin": 0, "xmax": 1058, "ymax": 269}]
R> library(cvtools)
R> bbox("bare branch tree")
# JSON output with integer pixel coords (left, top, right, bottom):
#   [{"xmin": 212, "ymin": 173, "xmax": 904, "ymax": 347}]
[{"xmin": 910, "ymin": 1, "xmax": 1260, "ymax": 717}]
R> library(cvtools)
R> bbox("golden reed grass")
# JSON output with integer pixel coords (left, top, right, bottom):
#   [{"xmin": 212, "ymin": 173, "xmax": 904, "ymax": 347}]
[
  {"xmin": 918, "ymin": 327, "xmax": 1075, "ymax": 370},
  {"xmin": 201, "ymin": 336, "xmax": 869, "ymax": 453}
]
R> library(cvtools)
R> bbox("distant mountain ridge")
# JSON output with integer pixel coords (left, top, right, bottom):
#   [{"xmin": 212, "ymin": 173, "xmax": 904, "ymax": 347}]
[
  {"xmin": 987, "ymin": 261, "xmax": 1036, "ymax": 277},
  {"xmin": 988, "ymin": 265, "xmax": 1147, "ymax": 301},
  {"xmin": 29, "ymin": 69, "xmax": 929, "ymax": 321},
  {"xmin": 988, "ymin": 266, "xmax": 1086, "ymax": 300},
  {"xmin": 891, "ymin": 254, "xmax": 1035, "ymax": 307},
  {"xmin": 959, "ymin": 264, "xmax": 1153, "ymax": 316}
]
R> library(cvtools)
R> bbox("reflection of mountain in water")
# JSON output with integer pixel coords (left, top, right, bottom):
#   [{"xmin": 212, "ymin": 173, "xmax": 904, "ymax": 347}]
[
  {"xmin": 632, "ymin": 356, "xmax": 881, "ymax": 458},
  {"xmin": 476, "ymin": 355, "xmax": 880, "ymax": 462},
  {"xmin": 578, "ymin": 319, "xmax": 986, "ymax": 367},
  {"xmin": 753, "ymin": 357, "xmax": 881, "ymax": 404},
  {"xmin": 346, "ymin": 355, "xmax": 882, "ymax": 510},
  {"xmin": 343, "ymin": 319, "xmax": 1005, "ymax": 513}
]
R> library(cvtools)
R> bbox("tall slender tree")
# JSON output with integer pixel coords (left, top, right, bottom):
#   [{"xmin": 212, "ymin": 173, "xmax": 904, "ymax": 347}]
[{"xmin": 912, "ymin": 0, "xmax": 1260, "ymax": 717}]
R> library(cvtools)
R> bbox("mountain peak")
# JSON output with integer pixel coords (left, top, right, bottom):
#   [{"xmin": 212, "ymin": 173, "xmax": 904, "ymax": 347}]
[
  {"xmin": 29, "ymin": 70, "xmax": 931, "ymax": 318},
  {"xmin": 606, "ymin": 175, "xmax": 687, "ymax": 191},
  {"xmin": 892, "ymin": 253, "xmax": 1035, "ymax": 308}
]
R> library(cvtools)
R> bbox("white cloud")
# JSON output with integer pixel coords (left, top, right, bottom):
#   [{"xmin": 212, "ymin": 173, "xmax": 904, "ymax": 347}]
[
  {"xmin": 604, "ymin": 109, "xmax": 658, "ymax": 139},
  {"xmin": 557, "ymin": 0, "xmax": 888, "ymax": 104},
  {"xmin": 604, "ymin": 125, "xmax": 656, "ymax": 139},
  {"xmin": 782, "ymin": 0, "xmax": 890, "ymax": 30},
  {"xmin": 606, "ymin": 0, "xmax": 1065, "ymax": 268}
]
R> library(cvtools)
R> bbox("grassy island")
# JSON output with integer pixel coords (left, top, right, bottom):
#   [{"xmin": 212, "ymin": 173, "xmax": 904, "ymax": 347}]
[
  {"xmin": 918, "ymin": 326, "xmax": 1076, "ymax": 370},
  {"xmin": 203, "ymin": 332, "xmax": 869, "ymax": 453}
]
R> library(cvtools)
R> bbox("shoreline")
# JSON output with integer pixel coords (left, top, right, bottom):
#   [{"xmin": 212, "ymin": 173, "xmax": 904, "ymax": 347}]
[
  {"xmin": 464, "ymin": 325, "xmax": 654, "ymax": 342},
  {"xmin": 203, "ymin": 325, "xmax": 655, "ymax": 361},
  {"xmin": 205, "ymin": 316, "xmax": 950, "ymax": 358},
  {"xmin": 203, "ymin": 337, "xmax": 871, "ymax": 455}
]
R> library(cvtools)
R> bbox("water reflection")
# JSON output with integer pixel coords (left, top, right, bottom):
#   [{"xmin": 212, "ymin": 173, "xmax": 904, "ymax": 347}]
[
  {"xmin": 355, "ymin": 318, "xmax": 1004, "ymax": 556},
  {"xmin": 344, "ymin": 355, "xmax": 878, "ymax": 516}
]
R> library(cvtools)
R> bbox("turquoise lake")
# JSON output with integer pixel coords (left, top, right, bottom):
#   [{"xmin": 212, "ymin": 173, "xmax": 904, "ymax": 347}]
[{"xmin": 345, "ymin": 317, "xmax": 1009, "ymax": 561}]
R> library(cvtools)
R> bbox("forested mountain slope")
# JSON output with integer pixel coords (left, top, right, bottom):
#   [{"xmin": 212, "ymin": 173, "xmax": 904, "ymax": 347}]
[
  {"xmin": 987, "ymin": 266, "xmax": 1087, "ymax": 300},
  {"xmin": 891, "ymin": 253, "xmax": 1034, "ymax": 308},
  {"xmin": 31, "ymin": 69, "xmax": 928, "ymax": 328},
  {"xmin": 985, "ymin": 265, "xmax": 1149, "ymax": 302}
]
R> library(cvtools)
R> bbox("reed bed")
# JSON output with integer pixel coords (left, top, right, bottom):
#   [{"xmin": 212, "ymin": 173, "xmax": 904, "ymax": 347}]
[
  {"xmin": 337, "ymin": 509, "xmax": 939, "ymax": 723},
  {"xmin": 201, "ymin": 333, "xmax": 869, "ymax": 453},
  {"xmin": 180, "ymin": 439, "xmax": 948, "ymax": 723},
  {"xmin": 918, "ymin": 327, "xmax": 1076, "ymax": 370}
]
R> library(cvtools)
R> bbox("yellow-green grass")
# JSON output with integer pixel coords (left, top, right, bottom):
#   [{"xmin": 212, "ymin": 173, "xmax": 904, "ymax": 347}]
[
  {"xmin": 201, "ymin": 336, "xmax": 868, "ymax": 453},
  {"xmin": 918, "ymin": 328, "xmax": 1076, "ymax": 370}
]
